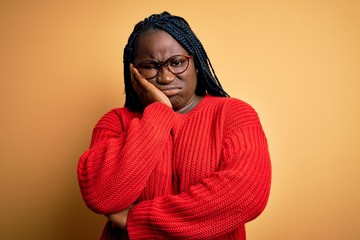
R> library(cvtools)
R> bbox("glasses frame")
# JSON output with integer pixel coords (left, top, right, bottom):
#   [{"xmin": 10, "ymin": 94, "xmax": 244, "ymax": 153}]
[{"xmin": 133, "ymin": 55, "xmax": 191, "ymax": 80}]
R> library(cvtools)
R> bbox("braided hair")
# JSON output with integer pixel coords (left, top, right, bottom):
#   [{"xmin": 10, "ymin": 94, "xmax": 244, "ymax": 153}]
[{"xmin": 123, "ymin": 11, "xmax": 229, "ymax": 112}]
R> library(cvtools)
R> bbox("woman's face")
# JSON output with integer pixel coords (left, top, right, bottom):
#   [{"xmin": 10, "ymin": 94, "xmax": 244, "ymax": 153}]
[{"xmin": 134, "ymin": 29, "xmax": 198, "ymax": 112}]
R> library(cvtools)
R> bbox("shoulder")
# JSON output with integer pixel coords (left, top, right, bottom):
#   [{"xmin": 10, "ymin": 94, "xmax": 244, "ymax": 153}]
[
  {"xmin": 94, "ymin": 107, "xmax": 141, "ymax": 131},
  {"xmin": 206, "ymin": 95, "xmax": 261, "ymax": 129},
  {"xmin": 206, "ymin": 95, "xmax": 258, "ymax": 117}
]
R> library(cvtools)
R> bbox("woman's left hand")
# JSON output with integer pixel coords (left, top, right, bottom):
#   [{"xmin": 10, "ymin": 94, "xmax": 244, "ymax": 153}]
[{"xmin": 106, "ymin": 205, "xmax": 134, "ymax": 229}]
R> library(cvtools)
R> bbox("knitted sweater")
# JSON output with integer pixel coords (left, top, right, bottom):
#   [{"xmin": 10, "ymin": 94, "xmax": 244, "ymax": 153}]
[{"xmin": 78, "ymin": 95, "xmax": 271, "ymax": 240}]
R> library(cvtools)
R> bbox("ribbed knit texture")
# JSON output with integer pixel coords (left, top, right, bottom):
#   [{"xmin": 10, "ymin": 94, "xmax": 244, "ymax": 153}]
[{"xmin": 78, "ymin": 95, "xmax": 271, "ymax": 240}]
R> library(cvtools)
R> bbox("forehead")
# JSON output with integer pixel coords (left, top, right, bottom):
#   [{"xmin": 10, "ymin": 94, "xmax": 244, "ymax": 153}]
[{"xmin": 135, "ymin": 29, "xmax": 188, "ymax": 60}]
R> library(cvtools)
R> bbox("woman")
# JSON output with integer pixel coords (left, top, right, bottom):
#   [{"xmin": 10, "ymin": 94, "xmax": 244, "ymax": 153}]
[{"xmin": 78, "ymin": 11, "xmax": 271, "ymax": 239}]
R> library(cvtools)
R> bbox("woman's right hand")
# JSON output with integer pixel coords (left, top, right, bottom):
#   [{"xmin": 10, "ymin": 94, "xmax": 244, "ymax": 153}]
[{"xmin": 130, "ymin": 64, "xmax": 172, "ymax": 109}]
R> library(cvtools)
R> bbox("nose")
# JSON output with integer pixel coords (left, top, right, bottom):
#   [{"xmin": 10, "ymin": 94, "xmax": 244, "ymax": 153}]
[{"xmin": 156, "ymin": 66, "xmax": 176, "ymax": 84}]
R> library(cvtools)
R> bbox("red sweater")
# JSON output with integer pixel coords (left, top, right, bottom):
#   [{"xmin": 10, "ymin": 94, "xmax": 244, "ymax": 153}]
[{"xmin": 78, "ymin": 95, "xmax": 271, "ymax": 239}]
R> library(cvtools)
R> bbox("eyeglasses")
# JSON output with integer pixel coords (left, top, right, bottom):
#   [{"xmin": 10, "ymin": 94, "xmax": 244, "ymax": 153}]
[{"xmin": 133, "ymin": 55, "xmax": 191, "ymax": 80}]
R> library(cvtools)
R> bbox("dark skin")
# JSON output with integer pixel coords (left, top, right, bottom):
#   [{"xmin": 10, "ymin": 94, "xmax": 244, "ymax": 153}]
[
  {"xmin": 107, "ymin": 30, "xmax": 203, "ymax": 228},
  {"xmin": 131, "ymin": 29, "xmax": 202, "ymax": 113}
]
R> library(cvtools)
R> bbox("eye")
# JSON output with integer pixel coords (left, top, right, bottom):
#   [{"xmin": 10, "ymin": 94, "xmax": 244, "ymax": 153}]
[
  {"xmin": 137, "ymin": 61, "xmax": 159, "ymax": 69},
  {"xmin": 169, "ymin": 56, "xmax": 187, "ymax": 67}
]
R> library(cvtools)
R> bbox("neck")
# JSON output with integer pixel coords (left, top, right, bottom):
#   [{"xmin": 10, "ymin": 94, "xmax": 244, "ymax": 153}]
[{"xmin": 176, "ymin": 95, "xmax": 204, "ymax": 114}]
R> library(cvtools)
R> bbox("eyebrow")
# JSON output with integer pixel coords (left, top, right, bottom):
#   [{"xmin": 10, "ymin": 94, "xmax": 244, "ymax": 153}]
[
  {"xmin": 135, "ymin": 53, "xmax": 188, "ymax": 62},
  {"xmin": 135, "ymin": 54, "xmax": 188, "ymax": 65}
]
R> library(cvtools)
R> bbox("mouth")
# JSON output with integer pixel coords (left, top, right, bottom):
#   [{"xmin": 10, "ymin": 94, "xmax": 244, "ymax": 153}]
[{"xmin": 159, "ymin": 86, "xmax": 181, "ymax": 97}]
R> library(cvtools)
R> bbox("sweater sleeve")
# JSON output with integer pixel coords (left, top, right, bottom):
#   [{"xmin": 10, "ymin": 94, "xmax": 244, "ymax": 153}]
[
  {"xmin": 126, "ymin": 101, "xmax": 272, "ymax": 239},
  {"xmin": 77, "ymin": 102, "xmax": 176, "ymax": 214}
]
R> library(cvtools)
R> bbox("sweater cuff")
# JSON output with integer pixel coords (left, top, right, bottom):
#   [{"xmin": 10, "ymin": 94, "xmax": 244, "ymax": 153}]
[
  {"xmin": 142, "ymin": 102, "xmax": 175, "ymax": 133},
  {"xmin": 127, "ymin": 200, "xmax": 158, "ymax": 239}
]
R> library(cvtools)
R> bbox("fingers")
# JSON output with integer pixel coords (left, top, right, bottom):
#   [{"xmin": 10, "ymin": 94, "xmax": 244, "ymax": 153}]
[
  {"xmin": 130, "ymin": 64, "xmax": 149, "ymax": 95},
  {"xmin": 130, "ymin": 64, "xmax": 139, "ymax": 92},
  {"xmin": 130, "ymin": 64, "xmax": 158, "ymax": 95},
  {"xmin": 106, "ymin": 205, "xmax": 133, "ymax": 229},
  {"xmin": 130, "ymin": 64, "xmax": 146, "ymax": 86},
  {"xmin": 130, "ymin": 64, "xmax": 141, "ymax": 79}
]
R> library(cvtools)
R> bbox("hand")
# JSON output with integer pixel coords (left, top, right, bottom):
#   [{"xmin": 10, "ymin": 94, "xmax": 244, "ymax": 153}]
[
  {"xmin": 106, "ymin": 205, "xmax": 134, "ymax": 229},
  {"xmin": 130, "ymin": 64, "xmax": 172, "ymax": 108}
]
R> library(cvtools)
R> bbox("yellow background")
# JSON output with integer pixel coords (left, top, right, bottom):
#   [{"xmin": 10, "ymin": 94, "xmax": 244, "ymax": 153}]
[{"xmin": 1, "ymin": 0, "xmax": 359, "ymax": 239}]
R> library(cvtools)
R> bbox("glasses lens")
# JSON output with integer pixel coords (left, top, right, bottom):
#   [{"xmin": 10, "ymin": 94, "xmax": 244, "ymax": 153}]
[
  {"xmin": 168, "ymin": 55, "xmax": 189, "ymax": 74},
  {"xmin": 135, "ymin": 55, "xmax": 190, "ymax": 79},
  {"xmin": 136, "ymin": 61, "xmax": 159, "ymax": 79}
]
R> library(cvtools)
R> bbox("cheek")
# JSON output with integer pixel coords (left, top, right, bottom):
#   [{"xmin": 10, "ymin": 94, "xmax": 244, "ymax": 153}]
[
  {"xmin": 185, "ymin": 66, "xmax": 198, "ymax": 90},
  {"xmin": 189, "ymin": 71, "xmax": 198, "ymax": 90}
]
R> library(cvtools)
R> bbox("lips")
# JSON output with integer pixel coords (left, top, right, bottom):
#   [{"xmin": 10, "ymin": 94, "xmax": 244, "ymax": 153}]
[{"xmin": 159, "ymin": 86, "xmax": 181, "ymax": 97}]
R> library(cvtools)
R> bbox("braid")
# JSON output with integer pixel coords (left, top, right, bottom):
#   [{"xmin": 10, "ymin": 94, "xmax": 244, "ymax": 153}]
[{"xmin": 123, "ymin": 11, "xmax": 229, "ymax": 112}]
